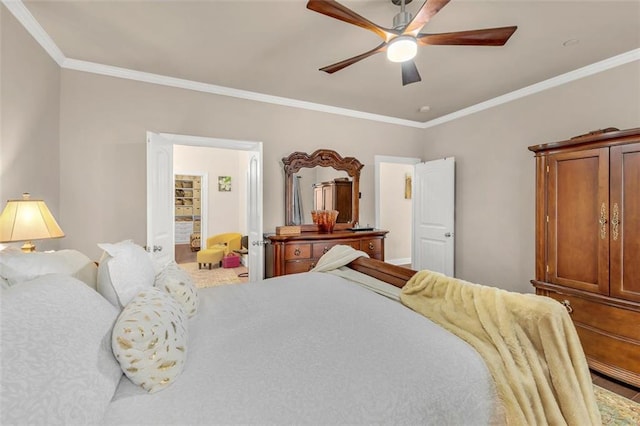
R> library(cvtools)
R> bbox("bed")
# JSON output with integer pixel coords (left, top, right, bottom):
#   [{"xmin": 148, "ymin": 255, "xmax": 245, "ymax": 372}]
[{"xmin": 0, "ymin": 243, "xmax": 600, "ymax": 425}]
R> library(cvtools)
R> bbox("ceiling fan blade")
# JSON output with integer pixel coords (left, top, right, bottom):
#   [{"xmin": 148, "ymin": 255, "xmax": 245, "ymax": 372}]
[
  {"xmin": 417, "ymin": 26, "xmax": 518, "ymax": 46},
  {"xmin": 320, "ymin": 43, "xmax": 387, "ymax": 74},
  {"xmin": 402, "ymin": 0, "xmax": 451, "ymax": 37},
  {"xmin": 307, "ymin": 0, "xmax": 398, "ymax": 42},
  {"xmin": 401, "ymin": 60, "xmax": 422, "ymax": 86}
]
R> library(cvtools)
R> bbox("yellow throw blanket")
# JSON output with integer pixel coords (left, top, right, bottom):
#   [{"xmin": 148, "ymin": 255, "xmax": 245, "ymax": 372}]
[{"xmin": 400, "ymin": 270, "xmax": 601, "ymax": 426}]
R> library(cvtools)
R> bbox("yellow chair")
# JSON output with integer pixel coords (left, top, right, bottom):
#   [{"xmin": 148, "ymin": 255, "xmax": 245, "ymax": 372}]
[{"xmin": 196, "ymin": 233, "xmax": 242, "ymax": 269}]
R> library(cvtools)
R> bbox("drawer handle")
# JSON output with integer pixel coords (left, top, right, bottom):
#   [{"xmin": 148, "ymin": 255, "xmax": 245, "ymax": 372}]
[
  {"xmin": 560, "ymin": 300, "xmax": 573, "ymax": 314},
  {"xmin": 294, "ymin": 248, "xmax": 301, "ymax": 256},
  {"xmin": 368, "ymin": 242, "xmax": 375, "ymax": 250},
  {"xmin": 323, "ymin": 246, "xmax": 329, "ymax": 254}
]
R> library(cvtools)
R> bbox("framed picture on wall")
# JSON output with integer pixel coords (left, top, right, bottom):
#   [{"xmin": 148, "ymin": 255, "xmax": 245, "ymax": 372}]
[{"xmin": 218, "ymin": 176, "xmax": 231, "ymax": 192}]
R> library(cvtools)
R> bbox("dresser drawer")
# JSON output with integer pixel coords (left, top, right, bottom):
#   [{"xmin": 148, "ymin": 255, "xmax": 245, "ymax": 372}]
[
  {"xmin": 285, "ymin": 260, "xmax": 316, "ymax": 275},
  {"xmin": 312, "ymin": 241, "xmax": 359, "ymax": 258},
  {"xmin": 284, "ymin": 244, "xmax": 311, "ymax": 260},
  {"xmin": 360, "ymin": 238, "xmax": 382, "ymax": 258}
]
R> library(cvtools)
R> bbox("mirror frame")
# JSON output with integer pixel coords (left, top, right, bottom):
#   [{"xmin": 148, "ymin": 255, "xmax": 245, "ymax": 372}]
[{"xmin": 283, "ymin": 149, "xmax": 363, "ymax": 230}]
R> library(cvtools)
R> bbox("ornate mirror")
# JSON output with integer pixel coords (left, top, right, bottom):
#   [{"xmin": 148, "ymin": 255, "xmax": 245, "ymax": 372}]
[{"xmin": 283, "ymin": 149, "xmax": 363, "ymax": 230}]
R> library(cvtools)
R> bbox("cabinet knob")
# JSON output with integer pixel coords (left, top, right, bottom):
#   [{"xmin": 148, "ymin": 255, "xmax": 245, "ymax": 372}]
[
  {"xmin": 560, "ymin": 300, "xmax": 573, "ymax": 314},
  {"xmin": 368, "ymin": 242, "xmax": 375, "ymax": 250},
  {"xmin": 309, "ymin": 263, "xmax": 315, "ymax": 270},
  {"xmin": 294, "ymin": 248, "xmax": 301, "ymax": 256},
  {"xmin": 323, "ymin": 246, "xmax": 329, "ymax": 254}
]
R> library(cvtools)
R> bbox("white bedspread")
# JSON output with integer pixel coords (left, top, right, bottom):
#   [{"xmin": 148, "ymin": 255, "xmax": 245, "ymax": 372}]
[{"xmin": 103, "ymin": 273, "xmax": 496, "ymax": 425}]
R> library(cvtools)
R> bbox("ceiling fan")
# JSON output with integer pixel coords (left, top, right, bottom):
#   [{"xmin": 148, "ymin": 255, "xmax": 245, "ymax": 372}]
[{"xmin": 307, "ymin": 0, "xmax": 517, "ymax": 86}]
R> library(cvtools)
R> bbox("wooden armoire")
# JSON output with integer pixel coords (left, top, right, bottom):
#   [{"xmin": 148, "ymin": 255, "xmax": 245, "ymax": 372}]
[
  {"xmin": 313, "ymin": 179, "xmax": 352, "ymax": 223},
  {"xmin": 529, "ymin": 127, "xmax": 640, "ymax": 387}
]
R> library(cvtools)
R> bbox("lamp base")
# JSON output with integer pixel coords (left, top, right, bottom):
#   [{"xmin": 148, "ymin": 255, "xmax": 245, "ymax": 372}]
[{"xmin": 21, "ymin": 241, "xmax": 36, "ymax": 253}]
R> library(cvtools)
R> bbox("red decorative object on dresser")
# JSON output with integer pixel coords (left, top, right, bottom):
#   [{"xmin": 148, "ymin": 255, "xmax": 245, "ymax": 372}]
[{"xmin": 528, "ymin": 127, "xmax": 640, "ymax": 387}]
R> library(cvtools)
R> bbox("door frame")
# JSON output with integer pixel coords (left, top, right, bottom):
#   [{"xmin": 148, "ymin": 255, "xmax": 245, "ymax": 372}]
[
  {"xmin": 374, "ymin": 155, "xmax": 421, "ymax": 265},
  {"xmin": 147, "ymin": 132, "xmax": 263, "ymax": 279}
]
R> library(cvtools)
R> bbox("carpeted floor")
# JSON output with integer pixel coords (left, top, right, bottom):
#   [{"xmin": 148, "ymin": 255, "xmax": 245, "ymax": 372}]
[
  {"xmin": 179, "ymin": 262, "xmax": 248, "ymax": 288},
  {"xmin": 596, "ymin": 384, "xmax": 640, "ymax": 425}
]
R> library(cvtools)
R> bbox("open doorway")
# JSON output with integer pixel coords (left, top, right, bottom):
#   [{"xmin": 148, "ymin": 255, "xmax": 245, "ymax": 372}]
[
  {"xmin": 146, "ymin": 132, "xmax": 264, "ymax": 282},
  {"xmin": 173, "ymin": 146, "xmax": 251, "ymax": 284},
  {"xmin": 374, "ymin": 155, "xmax": 420, "ymax": 266}
]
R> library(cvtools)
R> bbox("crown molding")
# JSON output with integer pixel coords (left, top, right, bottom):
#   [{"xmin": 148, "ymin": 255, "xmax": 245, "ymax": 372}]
[
  {"xmin": 420, "ymin": 48, "xmax": 640, "ymax": 129},
  {"xmin": 61, "ymin": 58, "xmax": 425, "ymax": 128},
  {"xmin": 5, "ymin": 0, "xmax": 639, "ymax": 130}
]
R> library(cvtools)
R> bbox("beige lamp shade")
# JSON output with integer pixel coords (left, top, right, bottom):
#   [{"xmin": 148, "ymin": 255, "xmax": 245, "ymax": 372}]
[{"xmin": 0, "ymin": 193, "xmax": 64, "ymax": 252}]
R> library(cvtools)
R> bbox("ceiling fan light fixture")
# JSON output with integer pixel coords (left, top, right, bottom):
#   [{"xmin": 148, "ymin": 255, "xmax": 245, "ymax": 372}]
[{"xmin": 386, "ymin": 36, "xmax": 417, "ymax": 63}]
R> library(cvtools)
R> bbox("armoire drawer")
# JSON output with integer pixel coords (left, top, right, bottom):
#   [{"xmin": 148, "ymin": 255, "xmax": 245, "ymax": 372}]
[
  {"xmin": 543, "ymin": 290, "xmax": 640, "ymax": 382},
  {"xmin": 574, "ymin": 326, "xmax": 640, "ymax": 381},
  {"xmin": 544, "ymin": 291, "xmax": 640, "ymax": 341}
]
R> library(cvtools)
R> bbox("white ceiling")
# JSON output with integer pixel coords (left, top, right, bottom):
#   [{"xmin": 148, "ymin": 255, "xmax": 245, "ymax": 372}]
[{"xmin": 14, "ymin": 0, "xmax": 640, "ymax": 124}]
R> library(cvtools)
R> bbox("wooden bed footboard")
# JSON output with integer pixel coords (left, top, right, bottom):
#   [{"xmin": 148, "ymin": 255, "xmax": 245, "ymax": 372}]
[{"xmin": 347, "ymin": 257, "xmax": 417, "ymax": 289}]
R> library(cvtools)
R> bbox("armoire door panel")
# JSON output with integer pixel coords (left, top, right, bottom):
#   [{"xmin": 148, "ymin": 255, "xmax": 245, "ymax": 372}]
[
  {"xmin": 547, "ymin": 148, "xmax": 609, "ymax": 294},
  {"xmin": 610, "ymin": 143, "xmax": 640, "ymax": 302}
]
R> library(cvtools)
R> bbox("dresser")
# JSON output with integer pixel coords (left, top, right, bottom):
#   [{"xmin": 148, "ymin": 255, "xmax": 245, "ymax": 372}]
[
  {"xmin": 266, "ymin": 230, "xmax": 388, "ymax": 277},
  {"xmin": 528, "ymin": 127, "xmax": 640, "ymax": 387}
]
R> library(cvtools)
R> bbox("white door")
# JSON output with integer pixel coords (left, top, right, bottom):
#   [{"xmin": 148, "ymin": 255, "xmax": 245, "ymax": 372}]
[
  {"xmin": 247, "ymin": 154, "xmax": 264, "ymax": 281},
  {"xmin": 412, "ymin": 157, "xmax": 455, "ymax": 276},
  {"xmin": 146, "ymin": 132, "xmax": 174, "ymax": 267}
]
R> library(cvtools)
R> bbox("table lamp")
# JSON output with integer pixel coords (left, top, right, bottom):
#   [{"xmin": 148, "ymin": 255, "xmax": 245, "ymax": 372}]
[{"xmin": 0, "ymin": 193, "xmax": 65, "ymax": 252}]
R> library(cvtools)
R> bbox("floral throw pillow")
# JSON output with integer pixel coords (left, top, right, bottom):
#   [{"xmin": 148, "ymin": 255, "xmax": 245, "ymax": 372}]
[
  {"xmin": 154, "ymin": 261, "xmax": 199, "ymax": 317},
  {"xmin": 112, "ymin": 288, "xmax": 188, "ymax": 393}
]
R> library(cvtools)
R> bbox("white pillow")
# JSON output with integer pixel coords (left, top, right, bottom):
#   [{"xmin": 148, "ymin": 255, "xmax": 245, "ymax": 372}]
[
  {"xmin": 0, "ymin": 249, "xmax": 98, "ymax": 289},
  {"xmin": 112, "ymin": 287, "xmax": 188, "ymax": 393},
  {"xmin": 97, "ymin": 240, "xmax": 156, "ymax": 308},
  {"xmin": 1, "ymin": 274, "xmax": 122, "ymax": 425},
  {"xmin": 155, "ymin": 261, "xmax": 199, "ymax": 317}
]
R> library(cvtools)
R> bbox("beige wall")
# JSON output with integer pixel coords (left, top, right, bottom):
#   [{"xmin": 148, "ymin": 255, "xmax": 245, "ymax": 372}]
[
  {"xmin": 58, "ymin": 70, "xmax": 423, "ymax": 259},
  {"xmin": 0, "ymin": 7, "xmax": 61, "ymax": 251},
  {"xmin": 421, "ymin": 61, "xmax": 640, "ymax": 294}
]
